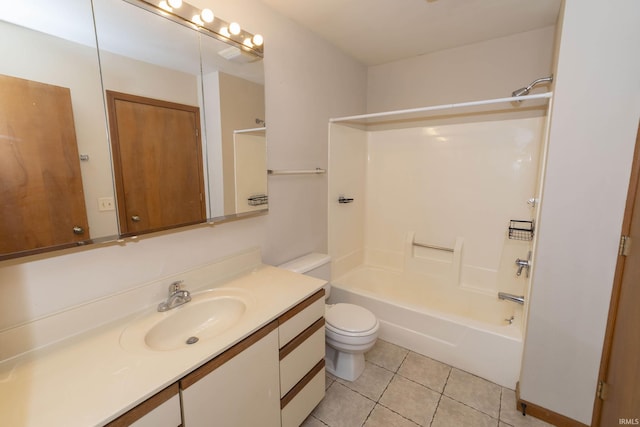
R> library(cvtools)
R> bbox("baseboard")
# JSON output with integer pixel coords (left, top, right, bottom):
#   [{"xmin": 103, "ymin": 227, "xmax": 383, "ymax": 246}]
[{"xmin": 515, "ymin": 382, "xmax": 590, "ymax": 427}]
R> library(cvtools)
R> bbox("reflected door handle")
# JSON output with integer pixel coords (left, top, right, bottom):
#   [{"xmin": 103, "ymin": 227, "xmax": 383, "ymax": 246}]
[
  {"xmin": 73, "ymin": 226, "xmax": 85, "ymax": 235},
  {"xmin": 131, "ymin": 215, "xmax": 141, "ymax": 222}
]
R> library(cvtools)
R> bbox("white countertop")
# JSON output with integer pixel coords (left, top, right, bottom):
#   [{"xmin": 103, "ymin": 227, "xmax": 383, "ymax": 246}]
[{"xmin": 0, "ymin": 265, "xmax": 325, "ymax": 427}]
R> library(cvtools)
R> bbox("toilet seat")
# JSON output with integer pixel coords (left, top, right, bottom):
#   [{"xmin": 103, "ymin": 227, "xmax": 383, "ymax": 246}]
[{"xmin": 325, "ymin": 303, "xmax": 379, "ymax": 337}]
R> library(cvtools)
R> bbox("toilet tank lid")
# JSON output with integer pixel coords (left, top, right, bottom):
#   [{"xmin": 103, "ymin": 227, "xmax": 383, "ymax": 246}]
[{"xmin": 278, "ymin": 253, "xmax": 331, "ymax": 274}]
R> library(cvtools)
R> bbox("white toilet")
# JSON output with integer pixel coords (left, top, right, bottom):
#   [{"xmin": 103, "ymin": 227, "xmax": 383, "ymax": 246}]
[{"xmin": 279, "ymin": 253, "xmax": 379, "ymax": 381}]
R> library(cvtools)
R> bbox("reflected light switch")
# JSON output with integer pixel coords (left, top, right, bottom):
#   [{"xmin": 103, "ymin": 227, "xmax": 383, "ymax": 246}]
[{"xmin": 98, "ymin": 197, "xmax": 115, "ymax": 211}]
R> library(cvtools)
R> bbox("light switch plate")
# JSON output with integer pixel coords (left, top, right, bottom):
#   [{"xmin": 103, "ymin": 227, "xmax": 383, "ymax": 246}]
[{"xmin": 98, "ymin": 197, "xmax": 115, "ymax": 211}]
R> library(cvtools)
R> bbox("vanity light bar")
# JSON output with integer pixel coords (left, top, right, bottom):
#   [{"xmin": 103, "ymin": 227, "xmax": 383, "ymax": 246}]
[{"xmin": 124, "ymin": 0, "xmax": 264, "ymax": 57}]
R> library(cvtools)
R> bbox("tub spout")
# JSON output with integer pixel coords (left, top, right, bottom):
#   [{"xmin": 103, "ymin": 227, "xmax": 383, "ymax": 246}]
[{"xmin": 498, "ymin": 292, "xmax": 524, "ymax": 305}]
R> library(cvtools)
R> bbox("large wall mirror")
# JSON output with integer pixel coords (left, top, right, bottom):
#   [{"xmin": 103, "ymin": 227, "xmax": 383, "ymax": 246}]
[{"xmin": 0, "ymin": 0, "xmax": 266, "ymax": 258}]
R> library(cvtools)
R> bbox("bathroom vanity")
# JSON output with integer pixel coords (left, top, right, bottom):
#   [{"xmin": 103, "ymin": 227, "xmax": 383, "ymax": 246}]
[{"xmin": 0, "ymin": 249, "xmax": 325, "ymax": 426}]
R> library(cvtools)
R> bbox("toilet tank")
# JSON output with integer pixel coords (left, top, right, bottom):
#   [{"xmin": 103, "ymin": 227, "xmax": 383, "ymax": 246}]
[{"xmin": 278, "ymin": 253, "xmax": 331, "ymax": 298}]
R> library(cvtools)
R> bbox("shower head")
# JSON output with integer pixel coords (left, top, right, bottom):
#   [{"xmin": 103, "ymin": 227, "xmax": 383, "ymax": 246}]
[
  {"xmin": 512, "ymin": 87, "xmax": 530, "ymax": 97},
  {"xmin": 511, "ymin": 74, "xmax": 553, "ymax": 100}
]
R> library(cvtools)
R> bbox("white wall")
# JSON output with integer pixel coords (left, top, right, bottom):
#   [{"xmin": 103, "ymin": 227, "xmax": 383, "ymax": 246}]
[
  {"xmin": 519, "ymin": 1, "xmax": 640, "ymax": 424},
  {"xmin": 0, "ymin": 0, "xmax": 366, "ymax": 331},
  {"xmin": 367, "ymin": 26, "xmax": 556, "ymax": 112}
]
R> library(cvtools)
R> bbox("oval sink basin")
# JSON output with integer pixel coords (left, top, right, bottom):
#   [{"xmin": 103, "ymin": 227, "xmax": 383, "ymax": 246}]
[
  {"xmin": 120, "ymin": 288, "xmax": 254, "ymax": 352},
  {"xmin": 145, "ymin": 296, "xmax": 246, "ymax": 351}
]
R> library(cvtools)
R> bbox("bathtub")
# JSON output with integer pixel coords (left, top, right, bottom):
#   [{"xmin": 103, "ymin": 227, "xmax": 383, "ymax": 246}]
[{"xmin": 329, "ymin": 266, "xmax": 523, "ymax": 388}]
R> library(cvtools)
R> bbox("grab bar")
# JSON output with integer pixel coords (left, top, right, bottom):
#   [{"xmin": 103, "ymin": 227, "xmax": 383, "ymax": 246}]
[
  {"xmin": 412, "ymin": 241, "xmax": 454, "ymax": 252},
  {"xmin": 267, "ymin": 168, "xmax": 326, "ymax": 175}
]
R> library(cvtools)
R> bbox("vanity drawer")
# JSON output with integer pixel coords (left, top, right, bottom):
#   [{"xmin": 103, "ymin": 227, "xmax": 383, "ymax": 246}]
[
  {"xmin": 281, "ymin": 361, "xmax": 325, "ymax": 427},
  {"xmin": 279, "ymin": 319, "xmax": 325, "ymax": 397},
  {"xmin": 278, "ymin": 289, "xmax": 324, "ymax": 348}
]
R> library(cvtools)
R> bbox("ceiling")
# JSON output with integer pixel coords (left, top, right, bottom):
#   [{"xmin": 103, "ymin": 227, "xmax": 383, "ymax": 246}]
[{"xmin": 259, "ymin": 0, "xmax": 562, "ymax": 66}]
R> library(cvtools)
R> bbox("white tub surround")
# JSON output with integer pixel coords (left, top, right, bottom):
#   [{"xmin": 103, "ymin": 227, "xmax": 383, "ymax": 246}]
[
  {"xmin": 330, "ymin": 116, "xmax": 545, "ymax": 291},
  {"xmin": 328, "ymin": 106, "xmax": 548, "ymax": 388},
  {"xmin": 0, "ymin": 248, "xmax": 325, "ymax": 427}
]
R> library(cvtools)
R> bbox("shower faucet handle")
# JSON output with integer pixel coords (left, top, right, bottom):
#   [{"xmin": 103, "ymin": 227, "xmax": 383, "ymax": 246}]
[{"xmin": 515, "ymin": 251, "xmax": 532, "ymax": 278}]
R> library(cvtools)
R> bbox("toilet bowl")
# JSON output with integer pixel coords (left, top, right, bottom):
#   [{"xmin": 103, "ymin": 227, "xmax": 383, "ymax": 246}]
[
  {"xmin": 278, "ymin": 253, "xmax": 379, "ymax": 382},
  {"xmin": 324, "ymin": 303, "xmax": 379, "ymax": 381}
]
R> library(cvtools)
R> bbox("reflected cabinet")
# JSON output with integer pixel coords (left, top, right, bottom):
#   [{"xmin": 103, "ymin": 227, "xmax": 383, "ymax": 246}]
[
  {"xmin": 106, "ymin": 91, "xmax": 206, "ymax": 235},
  {"xmin": 0, "ymin": 75, "xmax": 89, "ymax": 253}
]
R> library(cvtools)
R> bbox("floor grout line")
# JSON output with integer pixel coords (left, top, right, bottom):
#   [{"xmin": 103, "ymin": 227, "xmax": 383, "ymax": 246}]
[
  {"xmin": 375, "ymin": 402, "xmax": 423, "ymax": 426},
  {"xmin": 429, "ymin": 366, "xmax": 452, "ymax": 427},
  {"xmin": 395, "ymin": 349, "xmax": 410, "ymax": 373},
  {"xmin": 393, "ymin": 368, "xmax": 451, "ymax": 395},
  {"xmin": 498, "ymin": 386, "xmax": 504, "ymax": 424}
]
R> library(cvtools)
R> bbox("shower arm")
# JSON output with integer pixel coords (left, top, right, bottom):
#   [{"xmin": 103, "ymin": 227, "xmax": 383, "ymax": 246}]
[
  {"xmin": 512, "ymin": 74, "xmax": 554, "ymax": 98},
  {"xmin": 526, "ymin": 75, "xmax": 553, "ymax": 91}
]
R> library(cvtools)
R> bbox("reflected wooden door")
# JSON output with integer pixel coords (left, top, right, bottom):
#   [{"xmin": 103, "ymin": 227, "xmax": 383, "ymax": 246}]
[
  {"xmin": 594, "ymin": 123, "xmax": 640, "ymax": 425},
  {"xmin": 0, "ymin": 74, "xmax": 88, "ymax": 255},
  {"xmin": 107, "ymin": 91, "xmax": 205, "ymax": 235}
]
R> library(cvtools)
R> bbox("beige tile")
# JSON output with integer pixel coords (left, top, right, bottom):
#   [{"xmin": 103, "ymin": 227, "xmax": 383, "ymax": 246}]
[
  {"xmin": 312, "ymin": 382, "xmax": 375, "ymax": 427},
  {"xmin": 379, "ymin": 375, "xmax": 440, "ymax": 426},
  {"xmin": 337, "ymin": 362, "xmax": 394, "ymax": 400},
  {"xmin": 301, "ymin": 415, "xmax": 328, "ymax": 427},
  {"xmin": 398, "ymin": 352, "xmax": 451, "ymax": 392},
  {"xmin": 432, "ymin": 396, "xmax": 498, "ymax": 427},
  {"xmin": 364, "ymin": 404, "xmax": 420, "ymax": 427},
  {"xmin": 500, "ymin": 388, "xmax": 554, "ymax": 427},
  {"xmin": 365, "ymin": 340, "xmax": 409, "ymax": 372},
  {"xmin": 443, "ymin": 368, "xmax": 501, "ymax": 418}
]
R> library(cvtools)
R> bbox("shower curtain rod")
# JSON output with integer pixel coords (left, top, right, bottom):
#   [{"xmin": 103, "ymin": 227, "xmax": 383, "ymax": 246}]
[{"xmin": 329, "ymin": 91, "xmax": 553, "ymax": 123}]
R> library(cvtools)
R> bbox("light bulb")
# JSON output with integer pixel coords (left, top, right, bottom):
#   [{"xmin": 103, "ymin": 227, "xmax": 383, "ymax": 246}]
[
  {"xmin": 252, "ymin": 34, "xmax": 263, "ymax": 46},
  {"xmin": 167, "ymin": 0, "xmax": 182, "ymax": 8},
  {"xmin": 159, "ymin": 0, "xmax": 172, "ymax": 11},
  {"xmin": 229, "ymin": 22, "xmax": 241, "ymax": 35},
  {"xmin": 243, "ymin": 37, "xmax": 253, "ymax": 47},
  {"xmin": 220, "ymin": 26, "xmax": 230, "ymax": 37},
  {"xmin": 200, "ymin": 8, "xmax": 214, "ymax": 23},
  {"xmin": 191, "ymin": 14, "xmax": 204, "ymax": 26}
]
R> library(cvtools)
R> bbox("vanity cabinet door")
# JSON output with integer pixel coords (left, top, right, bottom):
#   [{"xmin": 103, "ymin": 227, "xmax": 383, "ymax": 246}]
[
  {"xmin": 180, "ymin": 321, "xmax": 280, "ymax": 427},
  {"xmin": 105, "ymin": 383, "xmax": 181, "ymax": 427}
]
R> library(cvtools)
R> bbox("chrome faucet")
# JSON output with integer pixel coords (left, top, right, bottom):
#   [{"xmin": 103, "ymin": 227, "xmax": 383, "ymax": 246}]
[
  {"xmin": 498, "ymin": 292, "xmax": 525, "ymax": 305},
  {"xmin": 157, "ymin": 281, "xmax": 191, "ymax": 312},
  {"xmin": 515, "ymin": 251, "xmax": 532, "ymax": 277}
]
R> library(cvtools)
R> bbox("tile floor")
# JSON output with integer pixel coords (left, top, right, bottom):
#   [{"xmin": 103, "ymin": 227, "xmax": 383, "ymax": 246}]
[{"xmin": 302, "ymin": 340, "xmax": 554, "ymax": 427}]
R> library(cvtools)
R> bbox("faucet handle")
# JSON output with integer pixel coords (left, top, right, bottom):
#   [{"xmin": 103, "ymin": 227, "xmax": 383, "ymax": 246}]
[
  {"xmin": 169, "ymin": 280, "xmax": 184, "ymax": 293},
  {"xmin": 515, "ymin": 251, "xmax": 532, "ymax": 277}
]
